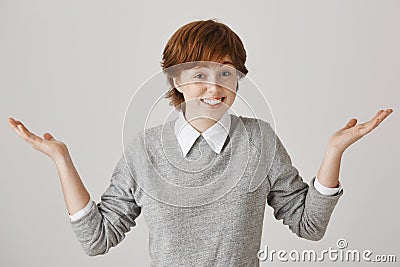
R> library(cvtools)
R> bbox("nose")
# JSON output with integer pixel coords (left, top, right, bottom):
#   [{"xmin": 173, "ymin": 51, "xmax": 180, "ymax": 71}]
[
  {"xmin": 205, "ymin": 73, "xmax": 222, "ymax": 92},
  {"xmin": 205, "ymin": 81, "xmax": 222, "ymax": 94}
]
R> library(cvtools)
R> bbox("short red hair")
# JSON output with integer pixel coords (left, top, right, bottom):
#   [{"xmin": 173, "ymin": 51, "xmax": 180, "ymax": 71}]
[{"xmin": 161, "ymin": 19, "xmax": 249, "ymax": 110}]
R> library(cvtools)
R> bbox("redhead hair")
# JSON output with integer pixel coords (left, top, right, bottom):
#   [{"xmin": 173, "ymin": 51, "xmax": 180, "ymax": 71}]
[{"xmin": 161, "ymin": 19, "xmax": 249, "ymax": 110}]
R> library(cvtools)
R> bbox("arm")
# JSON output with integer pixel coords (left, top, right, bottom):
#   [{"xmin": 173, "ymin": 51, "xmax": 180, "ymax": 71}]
[
  {"xmin": 55, "ymin": 151, "xmax": 91, "ymax": 216},
  {"xmin": 266, "ymin": 132, "xmax": 343, "ymax": 241},
  {"xmin": 69, "ymin": 153, "xmax": 142, "ymax": 256},
  {"xmin": 316, "ymin": 148, "xmax": 342, "ymax": 188},
  {"xmin": 265, "ymin": 108, "xmax": 393, "ymax": 241},
  {"xmin": 8, "ymin": 118, "xmax": 90, "ymax": 215},
  {"xmin": 8, "ymin": 118, "xmax": 141, "ymax": 256}
]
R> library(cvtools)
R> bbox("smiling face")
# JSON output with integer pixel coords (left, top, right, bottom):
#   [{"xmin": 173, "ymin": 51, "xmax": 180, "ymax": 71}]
[{"xmin": 172, "ymin": 56, "xmax": 238, "ymax": 124}]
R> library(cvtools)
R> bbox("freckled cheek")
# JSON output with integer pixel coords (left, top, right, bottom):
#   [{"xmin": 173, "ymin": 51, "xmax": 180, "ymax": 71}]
[
  {"xmin": 186, "ymin": 85, "xmax": 205, "ymax": 99},
  {"xmin": 181, "ymin": 86, "xmax": 202, "ymax": 105},
  {"xmin": 226, "ymin": 92, "xmax": 236, "ymax": 105},
  {"xmin": 226, "ymin": 98, "xmax": 234, "ymax": 107}
]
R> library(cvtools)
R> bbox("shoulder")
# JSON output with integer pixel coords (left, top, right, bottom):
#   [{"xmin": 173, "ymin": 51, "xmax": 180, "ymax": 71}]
[
  {"xmin": 125, "ymin": 119, "xmax": 175, "ymax": 152},
  {"xmin": 233, "ymin": 114, "xmax": 275, "ymax": 138},
  {"xmin": 231, "ymin": 114, "xmax": 277, "ymax": 153}
]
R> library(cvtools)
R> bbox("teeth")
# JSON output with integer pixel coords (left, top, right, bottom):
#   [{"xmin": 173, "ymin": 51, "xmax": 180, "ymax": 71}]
[{"xmin": 201, "ymin": 98, "xmax": 222, "ymax": 105}]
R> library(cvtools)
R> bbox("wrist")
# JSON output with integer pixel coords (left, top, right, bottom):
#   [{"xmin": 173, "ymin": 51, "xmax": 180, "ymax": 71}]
[
  {"xmin": 316, "ymin": 146, "xmax": 343, "ymax": 188},
  {"xmin": 326, "ymin": 144, "xmax": 345, "ymax": 155},
  {"xmin": 52, "ymin": 146, "xmax": 71, "ymax": 165}
]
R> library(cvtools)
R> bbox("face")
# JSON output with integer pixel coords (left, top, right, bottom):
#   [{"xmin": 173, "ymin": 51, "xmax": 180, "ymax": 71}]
[{"xmin": 173, "ymin": 56, "xmax": 238, "ymax": 121}]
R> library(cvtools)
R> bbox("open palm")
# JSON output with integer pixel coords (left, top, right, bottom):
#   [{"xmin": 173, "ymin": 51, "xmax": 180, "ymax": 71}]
[
  {"xmin": 328, "ymin": 109, "xmax": 393, "ymax": 153},
  {"xmin": 8, "ymin": 118, "xmax": 68, "ymax": 161}
]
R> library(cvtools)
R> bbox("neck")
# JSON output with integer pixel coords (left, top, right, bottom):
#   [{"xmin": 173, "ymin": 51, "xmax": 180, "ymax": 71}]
[{"xmin": 184, "ymin": 109, "xmax": 220, "ymax": 133}]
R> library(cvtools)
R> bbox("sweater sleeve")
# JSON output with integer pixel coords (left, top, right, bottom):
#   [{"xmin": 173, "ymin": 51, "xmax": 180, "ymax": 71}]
[
  {"xmin": 265, "ymin": 128, "xmax": 343, "ymax": 241},
  {"xmin": 68, "ymin": 153, "xmax": 142, "ymax": 256},
  {"xmin": 68, "ymin": 198, "xmax": 94, "ymax": 222}
]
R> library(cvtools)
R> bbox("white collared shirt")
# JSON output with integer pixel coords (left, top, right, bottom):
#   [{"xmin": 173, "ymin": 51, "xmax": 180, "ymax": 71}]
[{"xmin": 174, "ymin": 110, "xmax": 231, "ymax": 157}]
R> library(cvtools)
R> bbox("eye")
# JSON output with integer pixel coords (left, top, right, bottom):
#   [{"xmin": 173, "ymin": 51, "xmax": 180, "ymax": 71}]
[
  {"xmin": 194, "ymin": 73, "xmax": 205, "ymax": 79},
  {"xmin": 220, "ymin": 71, "xmax": 231, "ymax": 77}
]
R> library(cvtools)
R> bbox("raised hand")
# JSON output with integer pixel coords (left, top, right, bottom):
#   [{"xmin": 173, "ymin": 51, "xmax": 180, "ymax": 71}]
[
  {"xmin": 327, "ymin": 109, "xmax": 394, "ymax": 153},
  {"xmin": 8, "ymin": 118, "xmax": 68, "ymax": 161}
]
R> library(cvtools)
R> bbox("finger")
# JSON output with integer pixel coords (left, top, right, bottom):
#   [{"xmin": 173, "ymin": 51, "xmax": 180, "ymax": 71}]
[
  {"xmin": 367, "ymin": 109, "xmax": 391, "ymax": 129},
  {"xmin": 359, "ymin": 109, "xmax": 393, "ymax": 134},
  {"xmin": 17, "ymin": 124, "xmax": 43, "ymax": 145},
  {"xmin": 375, "ymin": 109, "xmax": 393, "ymax": 127},
  {"xmin": 43, "ymin": 132, "xmax": 55, "ymax": 141},
  {"xmin": 8, "ymin": 118, "xmax": 24, "ymax": 136},
  {"xmin": 358, "ymin": 109, "xmax": 389, "ymax": 128},
  {"xmin": 8, "ymin": 117, "xmax": 18, "ymax": 128},
  {"xmin": 342, "ymin": 118, "xmax": 357, "ymax": 130},
  {"xmin": 365, "ymin": 109, "xmax": 385, "ymax": 125}
]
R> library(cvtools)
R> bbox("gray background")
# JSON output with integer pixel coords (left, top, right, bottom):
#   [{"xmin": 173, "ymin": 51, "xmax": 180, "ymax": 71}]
[{"xmin": 1, "ymin": 0, "xmax": 399, "ymax": 266}]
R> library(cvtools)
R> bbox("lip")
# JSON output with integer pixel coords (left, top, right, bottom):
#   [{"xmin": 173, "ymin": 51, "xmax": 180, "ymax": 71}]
[
  {"xmin": 200, "ymin": 97, "xmax": 225, "ymax": 100},
  {"xmin": 200, "ymin": 97, "xmax": 225, "ymax": 109}
]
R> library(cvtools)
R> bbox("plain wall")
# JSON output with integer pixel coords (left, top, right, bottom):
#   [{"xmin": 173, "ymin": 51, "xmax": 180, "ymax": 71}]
[{"xmin": 1, "ymin": 0, "xmax": 399, "ymax": 266}]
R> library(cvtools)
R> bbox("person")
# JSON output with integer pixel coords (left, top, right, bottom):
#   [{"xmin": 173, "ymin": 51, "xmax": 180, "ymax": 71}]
[{"xmin": 8, "ymin": 19, "xmax": 393, "ymax": 266}]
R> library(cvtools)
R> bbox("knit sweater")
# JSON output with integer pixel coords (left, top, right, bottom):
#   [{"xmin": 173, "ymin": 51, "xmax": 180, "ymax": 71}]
[{"xmin": 68, "ymin": 113, "xmax": 343, "ymax": 266}]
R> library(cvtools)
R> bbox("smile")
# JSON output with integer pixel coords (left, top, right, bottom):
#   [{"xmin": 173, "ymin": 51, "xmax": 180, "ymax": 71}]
[
  {"xmin": 201, "ymin": 99, "xmax": 221, "ymax": 105},
  {"xmin": 199, "ymin": 97, "xmax": 226, "ymax": 109}
]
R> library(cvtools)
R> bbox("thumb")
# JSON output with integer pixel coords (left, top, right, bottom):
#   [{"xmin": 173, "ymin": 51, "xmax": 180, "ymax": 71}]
[
  {"xmin": 342, "ymin": 118, "xmax": 357, "ymax": 130},
  {"xmin": 43, "ymin": 132, "xmax": 55, "ymax": 141}
]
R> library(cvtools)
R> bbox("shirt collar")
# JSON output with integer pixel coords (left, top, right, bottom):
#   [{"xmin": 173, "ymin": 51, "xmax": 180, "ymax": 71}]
[{"xmin": 174, "ymin": 110, "xmax": 231, "ymax": 157}]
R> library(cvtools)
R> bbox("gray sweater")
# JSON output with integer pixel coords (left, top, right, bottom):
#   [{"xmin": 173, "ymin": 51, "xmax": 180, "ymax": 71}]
[{"xmin": 68, "ymin": 114, "xmax": 343, "ymax": 266}]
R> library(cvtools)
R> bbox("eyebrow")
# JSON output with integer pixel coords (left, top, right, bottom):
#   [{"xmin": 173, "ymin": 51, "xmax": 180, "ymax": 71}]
[
  {"xmin": 221, "ymin": 61, "xmax": 234, "ymax": 65},
  {"xmin": 192, "ymin": 61, "xmax": 235, "ymax": 69}
]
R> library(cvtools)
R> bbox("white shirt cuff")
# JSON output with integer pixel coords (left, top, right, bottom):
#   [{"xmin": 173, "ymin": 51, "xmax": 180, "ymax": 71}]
[
  {"xmin": 314, "ymin": 176, "xmax": 342, "ymax": 196},
  {"xmin": 68, "ymin": 199, "xmax": 94, "ymax": 222}
]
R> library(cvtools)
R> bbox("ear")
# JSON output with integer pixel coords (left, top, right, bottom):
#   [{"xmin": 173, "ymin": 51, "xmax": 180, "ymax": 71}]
[{"xmin": 172, "ymin": 77, "xmax": 182, "ymax": 93}]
